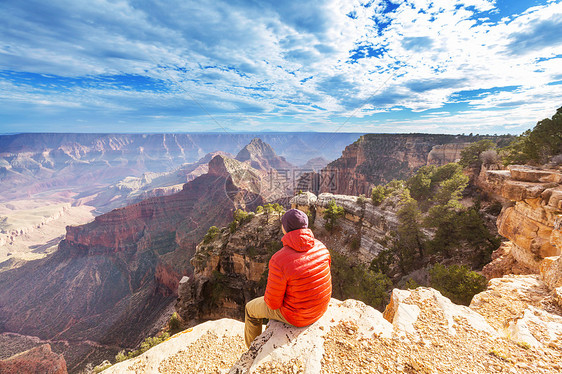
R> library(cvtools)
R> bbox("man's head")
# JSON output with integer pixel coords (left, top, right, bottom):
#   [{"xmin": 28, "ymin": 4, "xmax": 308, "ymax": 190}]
[{"xmin": 281, "ymin": 208, "xmax": 308, "ymax": 234}]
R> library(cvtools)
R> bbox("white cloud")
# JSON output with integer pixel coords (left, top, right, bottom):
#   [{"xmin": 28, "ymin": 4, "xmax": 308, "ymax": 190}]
[{"xmin": 0, "ymin": 0, "xmax": 561, "ymax": 133}]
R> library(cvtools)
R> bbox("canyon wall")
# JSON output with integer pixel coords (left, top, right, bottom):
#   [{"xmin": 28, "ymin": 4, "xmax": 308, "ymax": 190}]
[
  {"xmin": 0, "ymin": 133, "xmax": 361, "ymax": 198},
  {"xmin": 298, "ymin": 134, "xmax": 493, "ymax": 196}
]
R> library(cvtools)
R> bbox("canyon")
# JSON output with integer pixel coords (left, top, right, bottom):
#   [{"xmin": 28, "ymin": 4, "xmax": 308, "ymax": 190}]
[
  {"xmin": 0, "ymin": 139, "xmax": 292, "ymax": 372},
  {"xmin": 1, "ymin": 131, "xmax": 559, "ymax": 373},
  {"xmin": 0, "ymin": 133, "xmax": 355, "ymax": 271}
]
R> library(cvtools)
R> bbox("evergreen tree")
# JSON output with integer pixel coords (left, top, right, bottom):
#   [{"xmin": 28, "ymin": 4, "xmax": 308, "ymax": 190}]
[{"xmin": 323, "ymin": 199, "xmax": 344, "ymax": 232}]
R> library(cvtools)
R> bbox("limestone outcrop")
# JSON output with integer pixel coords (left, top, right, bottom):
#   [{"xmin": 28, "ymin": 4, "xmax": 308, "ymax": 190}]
[
  {"xmin": 107, "ymin": 286, "xmax": 562, "ymax": 373},
  {"xmin": 176, "ymin": 191, "xmax": 400, "ymax": 325},
  {"xmin": 481, "ymin": 165, "xmax": 562, "ymax": 272},
  {"xmin": 176, "ymin": 213, "xmax": 282, "ymax": 322},
  {"xmin": 292, "ymin": 192, "xmax": 399, "ymax": 263}
]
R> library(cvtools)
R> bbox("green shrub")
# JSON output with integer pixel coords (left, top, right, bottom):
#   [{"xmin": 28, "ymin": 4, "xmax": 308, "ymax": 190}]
[
  {"xmin": 350, "ymin": 236, "xmax": 361, "ymax": 250},
  {"xmin": 168, "ymin": 312, "xmax": 181, "ymax": 334},
  {"xmin": 356, "ymin": 194, "xmax": 367, "ymax": 206},
  {"xmin": 369, "ymin": 249, "xmax": 393, "ymax": 274},
  {"xmin": 459, "ymin": 139, "xmax": 496, "ymax": 169},
  {"xmin": 114, "ymin": 332, "xmax": 170, "ymax": 363},
  {"xmin": 404, "ymin": 278, "xmax": 421, "ymax": 290},
  {"xmin": 323, "ymin": 199, "xmax": 345, "ymax": 232},
  {"xmin": 407, "ymin": 165, "xmax": 435, "ymax": 201},
  {"xmin": 429, "ymin": 263, "xmax": 487, "ymax": 305},
  {"xmin": 115, "ymin": 351, "xmax": 127, "ymax": 363},
  {"xmin": 331, "ymin": 250, "xmax": 392, "ymax": 311},
  {"xmin": 371, "ymin": 185, "xmax": 389, "ymax": 205},
  {"xmin": 94, "ymin": 363, "xmax": 113, "ymax": 373},
  {"xmin": 500, "ymin": 107, "xmax": 562, "ymax": 165},
  {"xmin": 203, "ymin": 226, "xmax": 220, "ymax": 243},
  {"xmin": 393, "ymin": 191, "xmax": 426, "ymax": 272},
  {"xmin": 425, "ymin": 207, "xmax": 501, "ymax": 263}
]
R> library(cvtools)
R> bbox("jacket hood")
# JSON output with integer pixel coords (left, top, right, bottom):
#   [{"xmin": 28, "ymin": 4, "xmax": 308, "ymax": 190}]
[{"xmin": 281, "ymin": 228, "xmax": 315, "ymax": 252}]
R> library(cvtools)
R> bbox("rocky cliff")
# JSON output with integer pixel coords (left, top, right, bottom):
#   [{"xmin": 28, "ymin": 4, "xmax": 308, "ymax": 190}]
[
  {"xmin": 0, "ymin": 152, "xmax": 274, "ymax": 373},
  {"xmin": 0, "ymin": 344, "xmax": 67, "ymax": 374},
  {"xmin": 81, "ymin": 151, "xmax": 230, "ymax": 214},
  {"xmin": 291, "ymin": 192, "xmax": 399, "ymax": 263},
  {"xmin": 0, "ymin": 132, "xmax": 360, "ymax": 204},
  {"xmin": 175, "ymin": 191, "xmax": 399, "ymax": 324},
  {"xmin": 298, "ymin": 134, "xmax": 494, "ymax": 196},
  {"xmin": 480, "ymin": 165, "xmax": 561, "ymax": 274}
]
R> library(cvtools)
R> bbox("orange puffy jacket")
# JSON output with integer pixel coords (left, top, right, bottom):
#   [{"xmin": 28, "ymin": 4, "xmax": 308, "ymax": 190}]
[{"xmin": 264, "ymin": 228, "xmax": 332, "ymax": 327}]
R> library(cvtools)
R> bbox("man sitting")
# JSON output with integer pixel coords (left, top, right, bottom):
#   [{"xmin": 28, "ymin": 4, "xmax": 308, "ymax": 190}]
[{"xmin": 244, "ymin": 208, "xmax": 332, "ymax": 348}]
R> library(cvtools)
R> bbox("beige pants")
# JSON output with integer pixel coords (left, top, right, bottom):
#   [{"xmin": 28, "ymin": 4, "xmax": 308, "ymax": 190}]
[{"xmin": 244, "ymin": 296, "xmax": 290, "ymax": 348}]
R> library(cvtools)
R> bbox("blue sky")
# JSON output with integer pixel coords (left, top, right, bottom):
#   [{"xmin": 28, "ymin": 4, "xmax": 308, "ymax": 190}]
[{"xmin": 0, "ymin": 0, "xmax": 561, "ymax": 134}]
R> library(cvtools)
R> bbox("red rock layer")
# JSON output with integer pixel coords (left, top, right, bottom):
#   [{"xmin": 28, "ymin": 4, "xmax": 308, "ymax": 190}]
[{"xmin": 0, "ymin": 344, "xmax": 67, "ymax": 374}]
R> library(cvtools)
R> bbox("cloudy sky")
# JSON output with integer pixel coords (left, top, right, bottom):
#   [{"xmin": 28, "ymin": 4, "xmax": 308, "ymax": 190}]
[{"xmin": 0, "ymin": 0, "xmax": 561, "ymax": 134}]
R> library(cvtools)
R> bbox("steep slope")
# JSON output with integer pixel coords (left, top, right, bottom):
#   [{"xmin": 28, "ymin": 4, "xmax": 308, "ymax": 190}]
[
  {"xmin": 0, "ymin": 154, "xmax": 269, "ymax": 372},
  {"xmin": 105, "ymin": 165, "xmax": 562, "ymax": 373},
  {"xmin": 0, "ymin": 344, "xmax": 67, "ymax": 374}
]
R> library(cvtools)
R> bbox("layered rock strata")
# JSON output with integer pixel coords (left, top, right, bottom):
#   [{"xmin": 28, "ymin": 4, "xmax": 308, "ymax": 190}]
[
  {"xmin": 176, "ymin": 191, "xmax": 399, "ymax": 325},
  {"xmin": 481, "ymin": 165, "xmax": 562, "ymax": 272},
  {"xmin": 176, "ymin": 213, "xmax": 282, "ymax": 322},
  {"xmin": 291, "ymin": 191, "xmax": 399, "ymax": 263},
  {"xmin": 0, "ymin": 344, "xmax": 67, "ymax": 374}
]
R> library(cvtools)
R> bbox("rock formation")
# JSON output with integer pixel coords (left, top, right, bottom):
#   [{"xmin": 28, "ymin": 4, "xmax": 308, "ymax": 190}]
[
  {"xmin": 102, "ymin": 164, "xmax": 562, "ymax": 373},
  {"xmin": 480, "ymin": 165, "xmax": 561, "ymax": 273},
  {"xmin": 298, "ymin": 134, "xmax": 492, "ymax": 196},
  {"xmin": 0, "ymin": 132, "xmax": 360, "ymax": 204},
  {"xmin": 102, "ymin": 285, "xmax": 562, "ymax": 373},
  {"xmin": 299, "ymin": 156, "xmax": 330, "ymax": 171},
  {"xmin": 82, "ymin": 151, "xmax": 231, "ymax": 214},
  {"xmin": 176, "ymin": 191, "xmax": 399, "ymax": 324},
  {"xmin": 176, "ymin": 212, "xmax": 282, "ymax": 322},
  {"xmin": 292, "ymin": 192, "xmax": 399, "ymax": 263}
]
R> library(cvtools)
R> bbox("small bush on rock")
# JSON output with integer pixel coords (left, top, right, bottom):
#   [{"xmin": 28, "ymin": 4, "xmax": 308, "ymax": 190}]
[{"xmin": 323, "ymin": 199, "xmax": 344, "ymax": 232}]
